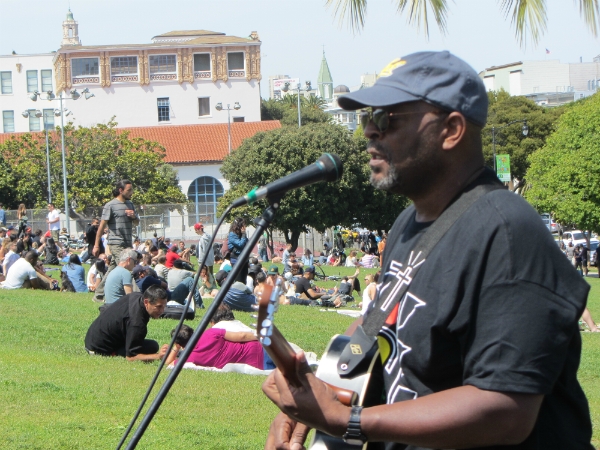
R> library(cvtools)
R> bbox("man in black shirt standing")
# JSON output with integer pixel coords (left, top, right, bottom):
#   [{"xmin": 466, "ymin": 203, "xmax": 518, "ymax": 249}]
[
  {"xmin": 263, "ymin": 51, "xmax": 593, "ymax": 450},
  {"xmin": 84, "ymin": 285, "xmax": 169, "ymax": 362}
]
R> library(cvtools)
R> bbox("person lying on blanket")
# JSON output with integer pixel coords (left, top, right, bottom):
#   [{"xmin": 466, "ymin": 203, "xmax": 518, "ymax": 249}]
[{"xmin": 165, "ymin": 303, "xmax": 276, "ymax": 371}]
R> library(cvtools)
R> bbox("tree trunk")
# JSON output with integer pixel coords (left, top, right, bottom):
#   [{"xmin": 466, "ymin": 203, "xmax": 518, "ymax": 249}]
[{"xmin": 284, "ymin": 229, "xmax": 301, "ymax": 252}]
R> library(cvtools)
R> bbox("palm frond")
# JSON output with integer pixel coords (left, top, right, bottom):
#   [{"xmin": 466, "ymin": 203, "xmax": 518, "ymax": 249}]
[
  {"xmin": 577, "ymin": 0, "xmax": 600, "ymax": 36},
  {"xmin": 396, "ymin": 0, "xmax": 449, "ymax": 37},
  {"xmin": 326, "ymin": 0, "xmax": 368, "ymax": 33},
  {"xmin": 500, "ymin": 0, "xmax": 547, "ymax": 47}
]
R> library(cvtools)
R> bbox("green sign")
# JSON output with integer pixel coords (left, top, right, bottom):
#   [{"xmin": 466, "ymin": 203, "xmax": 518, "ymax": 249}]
[{"xmin": 496, "ymin": 154, "xmax": 511, "ymax": 182}]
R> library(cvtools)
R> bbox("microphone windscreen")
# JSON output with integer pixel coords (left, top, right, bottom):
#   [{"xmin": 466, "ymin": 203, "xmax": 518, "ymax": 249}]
[{"xmin": 318, "ymin": 153, "xmax": 344, "ymax": 182}]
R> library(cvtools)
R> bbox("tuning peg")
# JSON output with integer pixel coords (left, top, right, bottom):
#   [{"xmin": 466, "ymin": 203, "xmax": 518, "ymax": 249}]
[{"xmin": 261, "ymin": 337, "xmax": 272, "ymax": 346}]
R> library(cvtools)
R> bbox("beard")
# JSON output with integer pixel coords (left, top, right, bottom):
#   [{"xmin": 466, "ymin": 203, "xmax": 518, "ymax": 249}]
[{"xmin": 367, "ymin": 131, "xmax": 445, "ymax": 197}]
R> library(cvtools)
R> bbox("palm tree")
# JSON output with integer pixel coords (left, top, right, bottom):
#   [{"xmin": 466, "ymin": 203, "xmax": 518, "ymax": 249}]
[
  {"xmin": 326, "ymin": 0, "xmax": 600, "ymax": 46},
  {"xmin": 305, "ymin": 95, "xmax": 329, "ymax": 110},
  {"xmin": 281, "ymin": 93, "xmax": 303, "ymax": 109}
]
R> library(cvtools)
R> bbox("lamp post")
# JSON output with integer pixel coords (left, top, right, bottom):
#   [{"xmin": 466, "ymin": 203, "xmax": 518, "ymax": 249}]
[
  {"xmin": 491, "ymin": 119, "xmax": 529, "ymax": 172},
  {"xmin": 215, "ymin": 102, "xmax": 241, "ymax": 155},
  {"xmin": 29, "ymin": 88, "xmax": 94, "ymax": 234},
  {"xmin": 281, "ymin": 80, "xmax": 312, "ymax": 127},
  {"xmin": 21, "ymin": 109, "xmax": 56, "ymax": 203}
]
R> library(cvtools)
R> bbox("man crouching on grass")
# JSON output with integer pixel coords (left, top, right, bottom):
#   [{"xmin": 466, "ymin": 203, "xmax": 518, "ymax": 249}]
[{"xmin": 84, "ymin": 285, "xmax": 169, "ymax": 362}]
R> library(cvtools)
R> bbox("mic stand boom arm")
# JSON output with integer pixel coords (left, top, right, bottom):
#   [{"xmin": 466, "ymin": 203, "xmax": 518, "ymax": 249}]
[{"xmin": 125, "ymin": 201, "xmax": 281, "ymax": 449}]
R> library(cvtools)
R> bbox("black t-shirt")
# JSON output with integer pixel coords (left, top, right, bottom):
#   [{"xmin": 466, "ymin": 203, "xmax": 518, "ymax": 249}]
[
  {"xmin": 366, "ymin": 170, "xmax": 593, "ymax": 450},
  {"xmin": 294, "ymin": 277, "xmax": 315, "ymax": 299},
  {"xmin": 338, "ymin": 281, "xmax": 352, "ymax": 296},
  {"xmin": 84, "ymin": 293, "xmax": 151, "ymax": 357}
]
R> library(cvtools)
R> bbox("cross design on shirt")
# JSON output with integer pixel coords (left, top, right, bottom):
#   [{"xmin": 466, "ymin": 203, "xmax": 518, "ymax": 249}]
[{"xmin": 379, "ymin": 251, "xmax": 425, "ymax": 311}]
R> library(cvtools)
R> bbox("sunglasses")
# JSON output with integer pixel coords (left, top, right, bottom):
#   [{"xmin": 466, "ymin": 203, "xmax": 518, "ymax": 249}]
[{"xmin": 360, "ymin": 109, "xmax": 444, "ymax": 133}]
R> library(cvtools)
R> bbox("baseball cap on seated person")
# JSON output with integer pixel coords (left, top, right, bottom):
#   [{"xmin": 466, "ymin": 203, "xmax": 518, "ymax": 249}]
[
  {"xmin": 267, "ymin": 265, "xmax": 279, "ymax": 275},
  {"xmin": 337, "ymin": 51, "xmax": 488, "ymax": 127},
  {"xmin": 132, "ymin": 265, "xmax": 149, "ymax": 279},
  {"xmin": 193, "ymin": 223, "xmax": 204, "ymax": 231},
  {"xmin": 7, "ymin": 225, "xmax": 14, "ymax": 231},
  {"xmin": 304, "ymin": 266, "xmax": 316, "ymax": 274}
]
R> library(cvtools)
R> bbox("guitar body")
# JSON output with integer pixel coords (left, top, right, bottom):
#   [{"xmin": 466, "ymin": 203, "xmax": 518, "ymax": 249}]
[
  {"xmin": 256, "ymin": 285, "xmax": 384, "ymax": 449},
  {"xmin": 309, "ymin": 335, "xmax": 385, "ymax": 450}
]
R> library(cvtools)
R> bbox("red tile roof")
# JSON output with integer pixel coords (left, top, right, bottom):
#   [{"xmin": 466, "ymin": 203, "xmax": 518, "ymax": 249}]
[{"xmin": 0, "ymin": 121, "xmax": 281, "ymax": 164}]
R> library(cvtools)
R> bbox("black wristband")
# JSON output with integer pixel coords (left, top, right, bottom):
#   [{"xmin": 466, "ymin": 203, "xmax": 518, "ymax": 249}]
[{"xmin": 342, "ymin": 405, "xmax": 367, "ymax": 446}]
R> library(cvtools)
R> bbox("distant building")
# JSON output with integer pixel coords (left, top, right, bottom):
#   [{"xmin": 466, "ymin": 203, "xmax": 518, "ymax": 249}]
[
  {"xmin": 1, "ymin": 9, "xmax": 263, "ymax": 132},
  {"xmin": 268, "ymin": 75, "xmax": 290, "ymax": 99},
  {"xmin": 479, "ymin": 58, "xmax": 600, "ymax": 106},
  {"xmin": 325, "ymin": 85, "xmax": 358, "ymax": 131}
]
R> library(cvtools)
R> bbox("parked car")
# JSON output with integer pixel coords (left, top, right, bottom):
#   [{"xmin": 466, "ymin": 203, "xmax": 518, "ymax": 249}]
[
  {"xmin": 563, "ymin": 230, "xmax": 598, "ymax": 247},
  {"xmin": 540, "ymin": 213, "xmax": 561, "ymax": 234},
  {"xmin": 590, "ymin": 241, "xmax": 599, "ymax": 266}
]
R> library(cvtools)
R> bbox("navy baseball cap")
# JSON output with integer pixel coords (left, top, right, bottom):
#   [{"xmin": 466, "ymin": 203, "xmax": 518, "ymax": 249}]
[
  {"xmin": 338, "ymin": 51, "xmax": 488, "ymax": 127},
  {"xmin": 305, "ymin": 266, "xmax": 316, "ymax": 274}
]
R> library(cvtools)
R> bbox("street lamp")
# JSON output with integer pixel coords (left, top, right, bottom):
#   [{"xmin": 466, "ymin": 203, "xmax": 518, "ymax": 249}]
[
  {"xmin": 22, "ymin": 108, "xmax": 58, "ymax": 203},
  {"xmin": 215, "ymin": 102, "xmax": 241, "ymax": 155},
  {"xmin": 491, "ymin": 120, "xmax": 529, "ymax": 172},
  {"xmin": 29, "ymin": 88, "xmax": 94, "ymax": 234},
  {"xmin": 281, "ymin": 80, "xmax": 312, "ymax": 127}
]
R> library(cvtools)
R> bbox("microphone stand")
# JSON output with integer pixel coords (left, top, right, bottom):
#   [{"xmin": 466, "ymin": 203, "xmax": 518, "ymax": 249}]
[{"xmin": 125, "ymin": 200, "xmax": 280, "ymax": 449}]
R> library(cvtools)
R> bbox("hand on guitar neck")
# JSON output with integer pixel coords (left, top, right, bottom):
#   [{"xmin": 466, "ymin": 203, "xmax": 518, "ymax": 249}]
[{"xmin": 257, "ymin": 284, "xmax": 354, "ymax": 448}]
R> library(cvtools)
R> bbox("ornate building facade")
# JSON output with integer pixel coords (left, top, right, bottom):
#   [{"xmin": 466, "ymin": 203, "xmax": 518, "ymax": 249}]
[{"xmin": 1, "ymin": 10, "xmax": 263, "ymax": 132}]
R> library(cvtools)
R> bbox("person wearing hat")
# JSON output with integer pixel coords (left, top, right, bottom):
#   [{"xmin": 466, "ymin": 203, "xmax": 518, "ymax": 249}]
[
  {"xmin": 263, "ymin": 51, "xmax": 592, "ymax": 450},
  {"xmin": 194, "ymin": 222, "xmax": 214, "ymax": 276}
]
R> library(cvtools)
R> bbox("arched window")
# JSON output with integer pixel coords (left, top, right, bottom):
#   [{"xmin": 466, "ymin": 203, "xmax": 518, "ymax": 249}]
[{"xmin": 187, "ymin": 176, "xmax": 224, "ymax": 224}]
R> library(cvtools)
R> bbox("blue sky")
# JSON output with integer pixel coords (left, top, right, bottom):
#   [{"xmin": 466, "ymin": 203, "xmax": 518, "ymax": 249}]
[{"xmin": 1, "ymin": 0, "xmax": 598, "ymax": 97}]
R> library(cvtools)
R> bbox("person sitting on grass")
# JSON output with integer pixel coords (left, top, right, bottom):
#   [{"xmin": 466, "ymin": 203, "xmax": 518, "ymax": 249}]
[
  {"xmin": 292, "ymin": 266, "xmax": 341, "ymax": 307},
  {"xmin": 133, "ymin": 264, "xmax": 203, "ymax": 308},
  {"xmin": 1, "ymin": 251, "xmax": 54, "ymax": 290},
  {"xmin": 88, "ymin": 257, "xmax": 107, "ymax": 292},
  {"xmin": 102, "ymin": 249, "xmax": 137, "ymax": 304},
  {"xmin": 84, "ymin": 285, "xmax": 169, "ymax": 361},
  {"xmin": 165, "ymin": 303, "xmax": 275, "ymax": 370},
  {"xmin": 61, "ymin": 254, "xmax": 88, "ymax": 293},
  {"xmin": 42, "ymin": 237, "xmax": 60, "ymax": 265},
  {"xmin": 199, "ymin": 265, "xmax": 219, "ymax": 298}
]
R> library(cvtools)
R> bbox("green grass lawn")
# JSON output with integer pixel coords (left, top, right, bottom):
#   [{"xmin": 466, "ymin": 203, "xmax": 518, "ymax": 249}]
[{"xmin": 1, "ymin": 262, "xmax": 600, "ymax": 448}]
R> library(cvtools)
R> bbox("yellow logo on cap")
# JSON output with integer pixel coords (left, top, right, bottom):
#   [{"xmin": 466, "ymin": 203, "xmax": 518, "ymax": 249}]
[{"xmin": 380, "ymin": 58, "xmax": 406, "ymax": 77}]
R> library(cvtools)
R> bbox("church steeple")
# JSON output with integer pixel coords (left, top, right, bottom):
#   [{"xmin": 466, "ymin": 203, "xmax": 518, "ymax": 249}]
[
  {"xmin": 317, "ymin": 50, "xmax": 333, "ymax": 101},
  {"xmin": 61, "ymin": 9, "xmax": 82, "ymax": 47}
]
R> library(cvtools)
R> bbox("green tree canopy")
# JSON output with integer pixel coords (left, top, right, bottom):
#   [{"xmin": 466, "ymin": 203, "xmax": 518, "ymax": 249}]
[
  {"xmin": 525, "ymin": 94, "xmax": 600, "ymax": 232},
  {"xmin": 482, "ymin": 90, "xmax": 564, "ymax": 182},
  {"xmin": 218, "ymin": 123, "xmax": 407, "ymax": 250},
  {"xmin": 0, "ymin": 120, "xmax": 187, "ymax": 211}
]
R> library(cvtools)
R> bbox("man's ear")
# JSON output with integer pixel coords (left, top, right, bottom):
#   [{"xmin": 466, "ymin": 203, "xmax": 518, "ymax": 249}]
[{"xmin": 441, "ymin": 112, "xmax": 467, "ymax": 151}]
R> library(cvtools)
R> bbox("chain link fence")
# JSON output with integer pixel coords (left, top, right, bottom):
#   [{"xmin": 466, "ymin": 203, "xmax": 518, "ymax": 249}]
[{"xmin": 2, "ymin": 204, "xmax": 341, "ymax": 254}]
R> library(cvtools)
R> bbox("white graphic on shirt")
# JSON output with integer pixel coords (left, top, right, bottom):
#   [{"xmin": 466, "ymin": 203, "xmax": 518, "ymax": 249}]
[
  {"xmin": 375, "ymin": 252, "xmax": 427, "ymax": 405},
  {"xmin": 378, "ymin": 251, "xmax": 425, "ymax": 311}
]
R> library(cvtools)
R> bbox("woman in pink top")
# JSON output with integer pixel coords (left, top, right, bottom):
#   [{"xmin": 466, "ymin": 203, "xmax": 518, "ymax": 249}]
[{"xmin": 167, "ymin": 304, "xmax": 275, "ymax": 370}]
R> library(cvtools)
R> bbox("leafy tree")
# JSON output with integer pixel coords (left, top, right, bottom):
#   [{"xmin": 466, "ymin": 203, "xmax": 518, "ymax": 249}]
[
  {"xmin": 327, "ymin": 0, "xmax": 600, "ymax": 46},
  {"xmin": 281, "ymin": 105, "xmax": 332, "ymax": 127},
  {"xmin": 218, "ymin": 123, "xmax": 407, "ymax": 250},
  {"xmin": 0, "ymin": 120, "xmax": 187, "ymax": 211},
  {"xmin": 524, "ymin": 94, "xmax": 600, "ymax": 233},
  {"xmin": 261, "ymin": 98, "xmax": 285, "ymax": 121},
  {"xmin": 482, "ymin": 90, "xmax": 564, "ymax": 182}
]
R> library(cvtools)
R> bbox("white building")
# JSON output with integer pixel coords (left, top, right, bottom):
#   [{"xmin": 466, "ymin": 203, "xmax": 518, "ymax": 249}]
[
  {"xmin": 1, "ymin": 10, "xmax": 263, "ymax": 133},
  {"xmin": 479, "ymin": 58, "xmax": 600, "ymax": 106}
]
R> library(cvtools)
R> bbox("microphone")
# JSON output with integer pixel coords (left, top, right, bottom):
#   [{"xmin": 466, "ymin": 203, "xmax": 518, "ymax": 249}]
[{"xmin": 232, "ymin": 153, "xmax": 343, "ymax": 207}]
